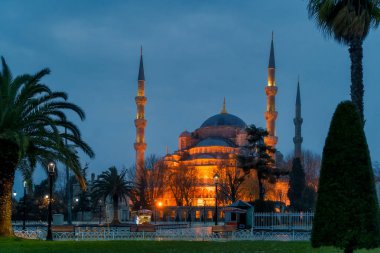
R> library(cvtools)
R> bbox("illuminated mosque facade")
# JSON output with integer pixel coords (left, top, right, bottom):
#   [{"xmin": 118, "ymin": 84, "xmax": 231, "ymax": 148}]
[{"xmin": 134, "ymin": 35, "xmax": 303, "ymax": 212}]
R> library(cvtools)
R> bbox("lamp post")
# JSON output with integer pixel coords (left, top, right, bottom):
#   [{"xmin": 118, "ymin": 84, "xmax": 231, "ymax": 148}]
[
  {"xmin": 188, "ymin": 198, "xmax": 192, "ymax": 227},
  {"xmin": 46, "ymin": 162, "xmax": 55, "ymax": 241},
  {"xmin": 203, "ymin": 200, "xmax": 206, "ymax": 225},
  {"xmin": 153, "ymin": 200, "xmax": 157, "ymax": 224},
  {"xmin": 98, "ymin": 200, "xmax": 102, "ymax": 225},
  {"xmin": 213, "ymin": 173, "xmax": 219, "ymax": 226},
  {"xmin": 64, "ymin": 126, "xmax": 73, "ymax": 225},
  {"xmin": 74, "ymin": 198, "xmax": 79, "ymax": 221},
  {"xmin": 157, "ymin": 201, "xmax": 162, "ymax": 223},
  {"xmin": 22, "ymin": 181, "xmax": 27, "ymax": 230}
]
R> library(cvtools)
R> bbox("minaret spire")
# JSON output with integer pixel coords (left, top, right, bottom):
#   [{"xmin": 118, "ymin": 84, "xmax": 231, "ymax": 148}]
[
  {"xmin": 268, "ymin": 31, "xmax": 276, "ymax": 86},
  {"xmin": 134, "ymin": 47, "xmax": 147, "ymax": 182},
  {"xmin": 221, "ymin": 97, "xmax": 227, "ymax": 114},
  {"xmin": 138, "ymin": 46, "xmax": 145, "ymax": 81},
  {"xmin": 264, "ymin": 33, "xmax": 278, "ymax": 155},
  {"xmin": 293, "ymin": 78, "xmax": 303, "ymax": 158}
]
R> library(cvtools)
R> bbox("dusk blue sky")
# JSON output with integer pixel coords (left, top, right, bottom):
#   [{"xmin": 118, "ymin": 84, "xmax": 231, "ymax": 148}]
[{"xmin": 4, "ymin": 1, "xmax": 380, "ymax": 193}]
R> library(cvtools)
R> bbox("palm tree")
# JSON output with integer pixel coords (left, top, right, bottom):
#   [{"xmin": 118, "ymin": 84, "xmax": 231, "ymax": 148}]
[
  {"xmin": 0, "ymin": 57, "xmax": 95, "ymax": 236},
  {"xmin": 308, "ymin": 0, "xmax": 380, "ymax": 123},
  {"xmin": 92, "ymin": 167, "xmax": 133, "ymax": 225}
]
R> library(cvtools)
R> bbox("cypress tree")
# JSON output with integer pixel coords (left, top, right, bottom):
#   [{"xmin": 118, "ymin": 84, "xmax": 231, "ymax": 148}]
[
  {"xmin": 288, "ymin": 157, "xmax": 306, "ymax": 211},
  {"xmin": 311, "ymin": 101, "xmax": 379, "ymax": 253}
]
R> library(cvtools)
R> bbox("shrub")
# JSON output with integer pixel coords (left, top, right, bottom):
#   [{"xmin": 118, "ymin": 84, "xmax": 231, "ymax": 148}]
[{"xmin": 311, "ymin": 101, "xmax": 380, "ymax": 253}]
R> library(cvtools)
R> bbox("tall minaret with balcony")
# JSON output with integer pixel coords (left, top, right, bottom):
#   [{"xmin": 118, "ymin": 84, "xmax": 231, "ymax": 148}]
[
  {"xmin": 134, "ymin": 47, "xmax": 147, "ymax": 181},
  {"xmin": 264, "ymin": 33, "xmax": 278, "ymax": 153},
  {"xmin": 293, "ymin": 79, "xmax": 303, "ymax": 158}
]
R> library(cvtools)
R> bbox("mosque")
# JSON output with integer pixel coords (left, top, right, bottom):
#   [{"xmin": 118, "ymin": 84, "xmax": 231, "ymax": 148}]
[{"xmin": 133, "ymin": 35, "xmax": 303, "ymax": 214}]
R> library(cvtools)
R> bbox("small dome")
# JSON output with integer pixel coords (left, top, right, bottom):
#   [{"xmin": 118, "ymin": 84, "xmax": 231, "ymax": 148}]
[
  {"xmin": 180, "ymin": 130, "xmax": 191, "ymax": 137},
  {"xmin": 201, "ymin": 113, "xmax": 246, "ymax": 128},
  {"xmin": 195, "ymin": 137, "xmax": 235, "ymax": 147}
]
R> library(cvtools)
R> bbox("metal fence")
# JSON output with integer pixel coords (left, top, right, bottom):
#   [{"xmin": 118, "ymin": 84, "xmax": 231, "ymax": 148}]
[
  {"xmin": 253, "ymin": 212, "xmax": 314, "ymax": 231},
  {"xmin": 13, "ymin": 212, "xmax": 314, "ymax": 241},
  {"xmin": 13, "ymin": 227, "xmax": 310, "ymax": 241}
]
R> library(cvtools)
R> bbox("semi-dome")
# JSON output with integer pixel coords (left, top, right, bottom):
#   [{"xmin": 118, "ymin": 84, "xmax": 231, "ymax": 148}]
[
  {"xmin": 195, "ymin": 137, "xmax": 235, "ymax": 147},
  {"xmin": 200, "ymin": 113, "xmax": 246, "ymax": 128}
]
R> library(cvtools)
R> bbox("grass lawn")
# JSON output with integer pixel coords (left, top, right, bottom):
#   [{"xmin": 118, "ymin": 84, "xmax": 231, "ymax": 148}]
[{"xmin": 1, "ymin": 238, "xmax": 380, "ymax": 253}]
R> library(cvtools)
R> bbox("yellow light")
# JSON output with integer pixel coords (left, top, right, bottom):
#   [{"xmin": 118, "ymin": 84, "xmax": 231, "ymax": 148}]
[
  {"xmin": 213, "ymin": 173, "xmax": 220, "ymax": 183},
  {"xmin": 158, "ymin": 202, "xmax": 163, "ymax": 207}
]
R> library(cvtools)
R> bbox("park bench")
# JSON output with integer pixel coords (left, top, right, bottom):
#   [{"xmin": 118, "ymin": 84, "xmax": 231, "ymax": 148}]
[
  {"xmin": 51, "ymin": 225, "xmax": 75, "ymax": 233},
  {"xmin": 130, "ymin": 224, "xmax": 156, "ymax": 232},
  {"xmin": 212, "ymin": 225, "xmax": 236, "ymax": 236}
]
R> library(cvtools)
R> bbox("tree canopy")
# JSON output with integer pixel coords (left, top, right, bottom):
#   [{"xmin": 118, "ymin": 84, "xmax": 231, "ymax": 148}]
[
  {"xmin": 307, "ymin": 0, "xmax": 380, "ymax": 122},
  {"xmin": 311, "ymin": 101, "xmax": 379, "ymax": 253},
  {"xmin": 0, "ymin": 57, "xmax": 94, "ymax": 236},
  {"xmin": 237, "ymin": 124, "xmax": 278, "ymax": 201},
  {"xmin": 92, "ymin": 167, "xmax": 132, "ymax": 224}
]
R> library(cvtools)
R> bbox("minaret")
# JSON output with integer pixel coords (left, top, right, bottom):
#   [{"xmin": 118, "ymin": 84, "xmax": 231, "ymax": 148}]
[
  {"xmin": 293, "ymin": 79, "xmax": 303, "ymax": 158},
  {"xmin": 134, "ymin": 47, "xmax": 147, "ymax": 181},
  {"xmin": 264, "ymin": 33, "xmax": 278, "ymax": 152}
]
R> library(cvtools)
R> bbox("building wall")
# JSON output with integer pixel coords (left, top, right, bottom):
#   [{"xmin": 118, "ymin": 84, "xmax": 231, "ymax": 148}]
[{"xmin": 158, "ymin": 124, "xmax": 289, "ymax": 208}]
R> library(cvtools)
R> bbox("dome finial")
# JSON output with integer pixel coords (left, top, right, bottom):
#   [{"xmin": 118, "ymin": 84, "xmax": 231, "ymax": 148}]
[{"xmin": 221, "ymin": 97, "xmax": 227, "ymax": 114}]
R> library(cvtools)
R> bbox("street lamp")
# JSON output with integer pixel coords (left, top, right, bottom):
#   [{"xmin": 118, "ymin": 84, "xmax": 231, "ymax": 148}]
[
  {"xmin": 13, "ymin": 192, "xmax": 17, "ymax": 198},
  {"xmin": 98, "ymin": 200, "xmax": 102, "ymax": 225},
  {"xmin": 46, "ymin": 162, "xmax": 55, "ymax": 241},
  {"xmin": 157, "ymin": 201, "xmax": 162, "ymax": 223},
  {"xmin": 74, "ymin": 198, "xmax": 79, "ymax": 221},
  {"xmin": 153, "ymin": 200, "xmax": 157, "ymax": 224},
  {"xmin": 213, "ymin": 173, "xmax": 219, "ymax": 225},
  {"xmin": 23, "ymin": 181, "xmax": 27, "ymax": 230},
  {"xmin": 203, "ymin": 200, "xmax": 206, "ymax": 225},
  {"xmin": 188, "ymin": 198, "xmax": 192, "ymax": 227}
]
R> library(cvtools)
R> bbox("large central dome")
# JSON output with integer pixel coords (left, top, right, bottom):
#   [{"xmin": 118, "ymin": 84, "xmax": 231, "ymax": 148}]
[{"xmin": 200, "ymin": 113, "xmax": 246, "ymax": 128}]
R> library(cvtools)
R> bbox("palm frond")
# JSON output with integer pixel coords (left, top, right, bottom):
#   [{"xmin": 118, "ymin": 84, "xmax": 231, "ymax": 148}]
[{"xmin": 0, "ymin": 56, "xmax": 94, "ymax": 191}]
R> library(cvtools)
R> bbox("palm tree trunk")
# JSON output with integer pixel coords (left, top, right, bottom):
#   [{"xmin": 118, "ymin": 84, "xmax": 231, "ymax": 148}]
[
  {"xmin": 0, "ymin": 139, "xmax": 19, "ymax": 237},
  {"xmin": 112, "ymin": 195, "xmax": 120, "ymax": 225},
  {"xmin": 349, "ymin": 37, "xmax": 364, "ymax": 124},
  {"xmin": 0, "ymin": 171, "xmax": 15, "ymax": 236}
]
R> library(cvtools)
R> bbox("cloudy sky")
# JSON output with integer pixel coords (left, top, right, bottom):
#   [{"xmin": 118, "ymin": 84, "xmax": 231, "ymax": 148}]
[{"xmin": 3, "ymin": 0, "xmax": 380, "ymax": 192}]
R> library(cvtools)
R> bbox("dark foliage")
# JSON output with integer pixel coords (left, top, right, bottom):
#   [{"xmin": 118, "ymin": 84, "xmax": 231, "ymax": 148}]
[
  {"xmin": 311, "ymin": 101, "xmax": 380, "ymax": 253},
  {"xmin": 308, "ymin": 0, "xmax": 380, "ymax": 123},
  {"xmin": 301, "ymin": 185, "xmax": 316, "ymax": 211},
  {"xmin": 73, "ymin": 166, "xmax": 92, "ymax": 219},
  {"xmin": 0, "ymin": 57, "xmax": 94, "ymax": 236},
  {"xmin": 92, "ymin": 167, "xmax": 132, "ymax": 224},
  {"xmin": 237, "ymin": 124, "xmax": 279, "ymax": 201},
  {"xmin": 250, "ymin": 200, "xmax": 280, "ymax": 212},
  {"xmin": 288, "ymin": 158, "xmax": 306, "ymax": 211}
]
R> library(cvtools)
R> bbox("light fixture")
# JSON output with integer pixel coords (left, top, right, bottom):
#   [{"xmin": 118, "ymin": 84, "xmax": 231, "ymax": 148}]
[
  {"xmin": 213, "ymin": 173, "xmax": 219, "ymax": 184},
  {"xmin": 47, "ymin": 162, "xmax": 55, "ymax": 175}
]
